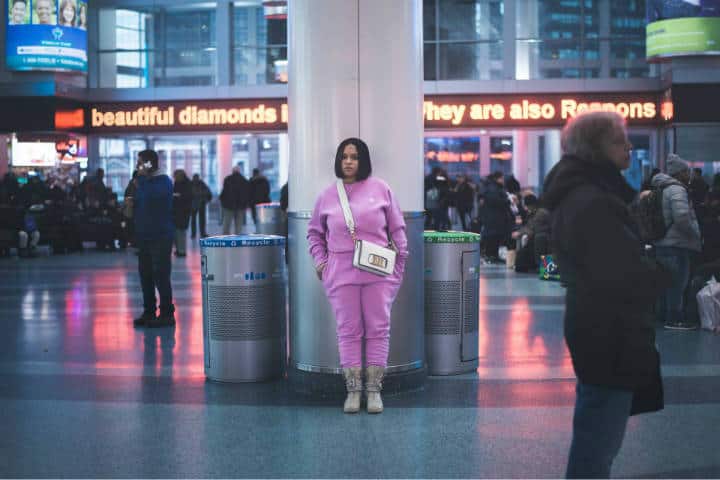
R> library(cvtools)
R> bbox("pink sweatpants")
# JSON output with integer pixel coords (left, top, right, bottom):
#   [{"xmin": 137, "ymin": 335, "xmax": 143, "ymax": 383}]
[{"xmin": 326, "ymin": 281, "xmax": 399, "ymax": 368}]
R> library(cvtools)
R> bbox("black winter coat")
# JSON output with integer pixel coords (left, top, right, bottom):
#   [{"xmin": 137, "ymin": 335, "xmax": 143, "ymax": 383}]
[
  {"xmin": 250, "ymin": 176, "xmax": 271, "ymax": 205},
  {"xmin": 481, "ymin": 182, "xmax": 512, "ymax": 237},
  {"xmin": 220, "ymin": 172, "xmax": 251, "ymax": 210},
  {"xmin": 173, "ymin": 178, "xmax": 193, "ymax": 230},
  {"xmin": 544, "ymin": 155, "xmax": 672, "ymax": 415}
]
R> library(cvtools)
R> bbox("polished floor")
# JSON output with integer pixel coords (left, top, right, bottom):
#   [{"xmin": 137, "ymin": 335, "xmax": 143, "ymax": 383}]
[{"xmin": 1, "ymin": 235, "xmax": 719, "ymax": 478}]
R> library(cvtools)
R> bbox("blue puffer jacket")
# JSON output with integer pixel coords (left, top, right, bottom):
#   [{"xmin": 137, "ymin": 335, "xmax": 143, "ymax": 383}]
[{"xmin": 134, "ymin": 173, "xmax": 174, "ymax": 241}]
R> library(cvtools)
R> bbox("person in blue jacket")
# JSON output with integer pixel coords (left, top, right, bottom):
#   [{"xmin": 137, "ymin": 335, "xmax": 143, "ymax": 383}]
[{"xmin": 132, "ymin": 149, "xmax": 176, "ymax": 328}]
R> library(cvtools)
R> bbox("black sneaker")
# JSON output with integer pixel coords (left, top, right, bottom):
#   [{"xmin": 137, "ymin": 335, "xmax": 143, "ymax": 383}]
[
  {"xmin": 148, "ymin": 307, "xmax": 176, "ymax": 328},
  {"xmin": 133, "ymin": 311, "xmax": 155, "ymax": 327}
]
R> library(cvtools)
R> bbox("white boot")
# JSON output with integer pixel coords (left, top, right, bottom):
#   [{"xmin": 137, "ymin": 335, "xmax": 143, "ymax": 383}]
[
  {"xmin": 342, "ymin": 367, "xmax": 362, "ymax": 413},
  {"xmin": 365, "ymin": 365, "xmax": 385, "ymax": 414}
]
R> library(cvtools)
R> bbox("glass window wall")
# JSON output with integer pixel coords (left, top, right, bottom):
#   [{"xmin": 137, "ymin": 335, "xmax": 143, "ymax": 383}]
[
  {"xmin": 424, "ymin": 0, "xmax": 504, "ymax": 80},
  {"xmin": 233, "ymin": 1, "xmax": 288, "ymax": 85},
  {"xmin": 515, "ymin": 0, "xmax": 654, "ymax": 79},
  {"xmin": 98, "ymin": 4, "xmax": 216, "ymax": 88}
]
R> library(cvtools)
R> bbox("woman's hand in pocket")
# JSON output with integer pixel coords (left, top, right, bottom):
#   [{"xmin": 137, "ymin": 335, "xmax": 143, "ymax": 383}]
[{"xmin": 316, "ymin": 263, "xmax": 326, "ymax": 281}]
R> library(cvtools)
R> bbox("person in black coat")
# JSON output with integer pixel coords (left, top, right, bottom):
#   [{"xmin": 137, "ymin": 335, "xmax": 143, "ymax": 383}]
[
  {"xmin": 190, "ymin": 174, "xmax": 212, "ymax": 238},
  {"xmin": 481, "ymin": 171, "xmax": 512, "ymax": 263},
  {"xmin": 543, "ymin": 111, "xmax": 672, "ymax": 479},
  {"xmin": 453, "ymin": 174, "xmax": 474, "ymax": 231},
  {"xmin": 172, "ymin": 170, "xmax": 193, "ymax": 257},
  {"xmin": 219, "ymin": 167, "xmax": 251, "ymax": 235}
]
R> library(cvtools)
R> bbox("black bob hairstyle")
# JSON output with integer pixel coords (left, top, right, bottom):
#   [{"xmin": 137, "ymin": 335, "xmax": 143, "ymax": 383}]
[{"xmin": 334, "ymin": 138, "xmax": 372, "ymax": 181}]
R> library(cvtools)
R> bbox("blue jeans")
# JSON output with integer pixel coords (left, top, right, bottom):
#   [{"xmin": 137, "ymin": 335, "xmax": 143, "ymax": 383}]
[
  {"xmin": 655, "ymin": 246, "xmax": 691, "ymax": 325},
  {"xmin": 566, "ymin": 383, "xmax": 633, "ymax": 479},
  {"xmin": 137, "ymin": 237, "xmax": 174, "ymax": 315}
]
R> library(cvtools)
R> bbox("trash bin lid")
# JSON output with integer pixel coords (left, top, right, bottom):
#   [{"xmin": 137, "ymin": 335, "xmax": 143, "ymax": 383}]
[
  {"xmin": 199, "ymin": 234, "xmax": 286, "ymax": 247},
  {"xmin": 423, "ymin": 230, "xmax": 481, "ymax": 244}
]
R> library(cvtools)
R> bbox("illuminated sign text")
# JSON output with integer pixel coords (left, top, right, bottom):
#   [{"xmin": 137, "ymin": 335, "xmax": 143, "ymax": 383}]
[{"xmin": 86, "ymin": 93, "xmax": 670, "ymax": 133}]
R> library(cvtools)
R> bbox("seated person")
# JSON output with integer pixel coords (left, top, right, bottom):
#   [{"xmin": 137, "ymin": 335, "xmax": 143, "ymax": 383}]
[{"xmin": 513, "ymin": 195, "xmax": 552, "ymax": 273}]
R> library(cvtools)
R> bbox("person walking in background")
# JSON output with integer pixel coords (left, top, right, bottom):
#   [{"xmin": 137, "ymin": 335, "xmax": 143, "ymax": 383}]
[
  {"xmin": 650, "ymin": 154, "xmax": 702, "ymax": 330},
  {"xmin": 453, "ymin": 174, "xmax": 474, "ymax": 231},
  {"xmin": 505, "ymin": 174, "xmax": 521, "ymax": 196},
  {"xmin": 307, "ymin": 138, "xmax": 408, "ymax": 414},
  {"xmin": 543, "ymin": 111, "xmax": 671, "ymax": 478},
  {"xmin": 122, "ymin": 171, "xmax": 139, "ymax": 247},
  {"xmin": 250, "ymin": 168, "xmax": 271, "ymax": 227},
  {"xmin": 481, "ymin": 171, "xmax": 512, "ymax": 263},
  {"xmin": 190, "ymin": 174, "xmax": 212, "ymax": 239},
  {"xmin": 220, "ymin": 166, "xmax": 250, "ymax": 235},
  {"xmin": 689, "ymin": 167, "xmax": 709, "ymax": 211},
  {"xmin": 132, "ymin": 150, "xmax": 175, "ymax": 328},
  {"xmin": 429, "ymin": 169, "xmax": 451, "ymax": 230},
  {"xmin": 424, "ymin": 167, "xmax": 441, "ymax": 229},
  {"xmin": 172, "ymin": 170, "xmax": 193, "ymax": 257}
]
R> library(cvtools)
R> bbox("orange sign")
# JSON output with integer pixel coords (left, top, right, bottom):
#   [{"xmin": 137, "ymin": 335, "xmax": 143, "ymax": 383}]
[
  {"xmin": 86, "ymin": 92, "xmax": 670, "ymax": 133},
  {"xmin": 423, "ymin": 93, "xmax": 669, "ymax": 128},
  {"xmin": 55, "ymin": 109, "xmax": 85, "ymax": 129},
  {"xmin": 88, "ymin": 99, "xmax": 288, "ymax": 133}
]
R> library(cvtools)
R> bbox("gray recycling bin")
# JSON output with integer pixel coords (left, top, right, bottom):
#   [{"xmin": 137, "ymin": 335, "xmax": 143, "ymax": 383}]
[
  {"xmin": 424, "ymin": 231, "xmax": 481, "ymax": 375},
  {"xmin": 200, "ymin": 234, "xmax": 286, "ymax": 382},
  {"xmin": 255, "ymin": 203, "xmax": 286, "ymax": 235}
]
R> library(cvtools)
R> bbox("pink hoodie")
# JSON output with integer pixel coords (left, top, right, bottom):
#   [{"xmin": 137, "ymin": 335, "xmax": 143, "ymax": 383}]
[{"xmin": 307, "ymin": 176, "xmax": 408, "ymax": 279}]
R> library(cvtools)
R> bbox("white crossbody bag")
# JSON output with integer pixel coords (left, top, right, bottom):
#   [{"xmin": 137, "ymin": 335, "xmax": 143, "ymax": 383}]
[{"xmin": 336, "ymin": 180, "xmax": 397, "ymax": 277}]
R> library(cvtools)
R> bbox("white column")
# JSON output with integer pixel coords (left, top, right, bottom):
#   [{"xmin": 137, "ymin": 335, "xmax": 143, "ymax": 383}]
[
  {"xmin": 288, "ymin": 0, "xmax": 425, "ymax": 385},
  {"xmin": 357, "ymin": 0, "xmax": 424, "ymax": 210}
]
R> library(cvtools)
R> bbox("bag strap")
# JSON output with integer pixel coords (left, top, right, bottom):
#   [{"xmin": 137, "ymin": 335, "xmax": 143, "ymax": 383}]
[
  {"xmin": 336, "ymin": 179, "xmax": 397, "ymax": 250},
  {"xmin": 336, "ymin": 180, "xmax": 357, "ymax": 240}
]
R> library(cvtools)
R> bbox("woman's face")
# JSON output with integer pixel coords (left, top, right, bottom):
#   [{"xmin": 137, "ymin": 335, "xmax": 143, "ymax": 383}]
[
  {"xmin": 62, "ymin": 3, "xmax": 74, "ymax": 23},
  {"xmin": 341, "ymin": 144, "xmax": 359, "ymax": 181},
  {"xmin": 604, "ymin": 124, "xmax": 632, "ymax": 171},
  {"xmin": 35, "ymin": 0, "xmax": 52, "ymax": 24}
]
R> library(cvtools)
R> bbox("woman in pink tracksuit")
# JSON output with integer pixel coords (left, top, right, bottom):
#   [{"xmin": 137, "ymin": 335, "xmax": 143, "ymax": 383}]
[{"xmin": 307, "ymin": 138, "xmax": 408, "ymax": 414}]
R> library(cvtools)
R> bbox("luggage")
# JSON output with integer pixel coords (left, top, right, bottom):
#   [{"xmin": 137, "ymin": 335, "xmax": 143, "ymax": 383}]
[
  {"xmin": 697, "ymin": 277, "xmax": 720, "ymax": 332},
  {"xmin": 539, "ymin": 254, "xmax": 561, "ymax": 281}
]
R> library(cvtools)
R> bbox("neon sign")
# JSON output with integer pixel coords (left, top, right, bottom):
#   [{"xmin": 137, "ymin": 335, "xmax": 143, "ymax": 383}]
[
  {"xmin": 86, "ymin": 92, "xmax": 671, "ymax": 133},
  {"xmin": 423, "ymin": 94, "xmax": 668, "ymax": 128}
]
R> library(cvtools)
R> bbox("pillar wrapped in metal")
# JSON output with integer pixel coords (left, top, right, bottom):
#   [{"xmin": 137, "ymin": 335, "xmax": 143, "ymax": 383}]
[
  {"xmin": 424, "ymin": 231, "xmax": 481, "ymax": 376},
  {"xmin": 287, "ymin": 0, "xmax": 425, "ymax": 394},
  {"xmin": 200, "ymin": 234, "xmax": 286, "ymax": 383}
]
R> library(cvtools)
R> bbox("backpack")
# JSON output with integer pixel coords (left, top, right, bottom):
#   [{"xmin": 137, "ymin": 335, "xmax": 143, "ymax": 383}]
[{"xmin": 632, "ymin": 184, "xmax": 672, "ymax": 243}]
